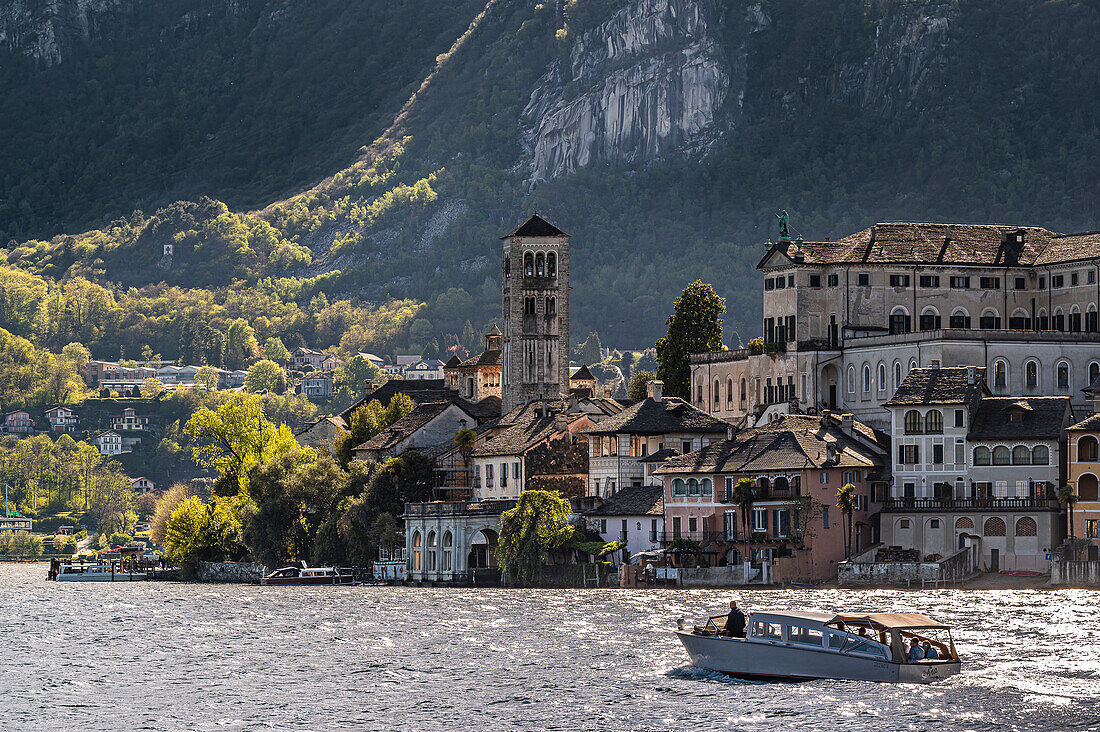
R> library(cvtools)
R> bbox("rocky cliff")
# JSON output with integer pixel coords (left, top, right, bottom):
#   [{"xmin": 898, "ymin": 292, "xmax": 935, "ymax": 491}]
[{"xmin": 0, "ymin": 0, "xmax": 126, "ymax": 66}]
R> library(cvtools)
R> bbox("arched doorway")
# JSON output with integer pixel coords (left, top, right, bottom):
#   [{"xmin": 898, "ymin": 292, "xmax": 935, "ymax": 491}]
[
  {"xmin": 821, "ymin": 364, "xmax": 838, "ymax": 409},
  {"xmin": 468, "ymin": 528, "xmax": 499, "ymax": 571}
]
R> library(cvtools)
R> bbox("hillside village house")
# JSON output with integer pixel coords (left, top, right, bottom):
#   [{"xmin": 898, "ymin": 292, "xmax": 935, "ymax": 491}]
[
  {"xmin": 2, "ymin": 410, "xmax": 34, "ymax": 435},
  {"xmin": 405, "ymin": 359, "xmax": 446, "ymax": 381},
  {"xmin": 1067, "ymin": 414, "xmax": 1100, "ymax": 560},
  {"xmin": 880, "ymin": 366, "xmax": 1070, "ymax": 571},
  {"xmin": 44, "ymin": 406, "xmax": 78, "ymax": 434},
  {"xmin": 299, "ymin": 371, "xmax": 334, "ymax": 400},
  {"xmin": 113, "ymin": 407, "xmax": 150, "ymax": 431},
  {"xmin": 93, "ymin": 431, "xmax": 124, "ymax": 455},
  {"xmin": 130, "ymin": 477, "xmax": 156, "ymax": 493},
  {"xmin": 289, "ymin": 347, "xmax": 330, "ymax": 372},
  {"xmin": 582, "ymin": 380, "xmax": 728, "ymax": 497},
  {"xmin": 654, "ymin": 412, "xmax": 889, "ymax": 584},
  {"xmin": 585, "ymin": 485, "xmax": 664, "ymax": 566},
  {"xmin": 692, "ymin": 222, "xmax": 1100, "ymax": 430}
]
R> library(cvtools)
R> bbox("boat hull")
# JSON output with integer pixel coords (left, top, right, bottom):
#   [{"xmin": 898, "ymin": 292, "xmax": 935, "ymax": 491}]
[
  {"xmin": 55, "ymin": 573, "xmax": 147, "ymax": 582},
  {"xmin": 675, "ymin": 632, "xmax": 960, "ymax": 684},
  {"xmin": 260, "ymin": 575, "xmax": 355, "ymax": 586}
]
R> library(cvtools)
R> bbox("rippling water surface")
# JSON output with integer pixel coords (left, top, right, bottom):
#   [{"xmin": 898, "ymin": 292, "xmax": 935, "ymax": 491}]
[{"xmin": 3, "ymin": 563, "xmax": 1100, "ymax": 730}]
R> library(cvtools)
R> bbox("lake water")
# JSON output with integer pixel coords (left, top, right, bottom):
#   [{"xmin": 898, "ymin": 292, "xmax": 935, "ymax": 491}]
[{"xmin": 2, "ymin": 563, "xmax": 1099, "ymax": 731}]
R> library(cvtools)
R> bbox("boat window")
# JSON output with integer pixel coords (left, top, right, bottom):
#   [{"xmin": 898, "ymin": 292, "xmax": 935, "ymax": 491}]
[
  {"xmin": 752, "ymin": 621, "xmax": 782, "ymax": 639},
  {"xmin": 828, "ymin": 632, "xmax": 886, "ymax": 658},
  {"xmin": 787, "ymin": 626, "xmax": 824, "ymax": 646}
]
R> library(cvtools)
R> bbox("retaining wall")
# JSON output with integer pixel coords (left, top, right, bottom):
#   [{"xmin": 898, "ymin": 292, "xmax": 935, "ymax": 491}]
[
  {"xmin": 1051, "ymin": 560, "xmax": 1100, "ymax": 586},
  {"xmin": 839, "ymin": 545, "xmax": 977, "ymax": 587},
  {"xmin": 196, "ymin": 561, "xmax": 266, "ymax": 584}
]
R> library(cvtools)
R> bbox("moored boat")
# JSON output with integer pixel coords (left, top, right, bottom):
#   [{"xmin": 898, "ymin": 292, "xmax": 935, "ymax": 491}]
[
  {"xmin": 675, "ymin": 610, "xmax": 961, "ymax": 683},
  {"xmin": 261, "ymin": 564, "xmax": 355, "ymax": 586},
  {"xmin": 49, "ymin": 559, "xmax": 147, "ymax": 582}
]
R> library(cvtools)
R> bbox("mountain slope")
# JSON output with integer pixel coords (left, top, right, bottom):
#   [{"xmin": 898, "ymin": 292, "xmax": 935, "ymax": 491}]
[{"xmin": 4, "ymin": 0, "xmax": 1100, "ymax": 354}]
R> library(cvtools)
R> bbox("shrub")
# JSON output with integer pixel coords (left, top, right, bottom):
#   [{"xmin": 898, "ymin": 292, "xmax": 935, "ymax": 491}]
[{"xmin": 108, "ymin": 532, "xmax": 133, "ymax": 547}]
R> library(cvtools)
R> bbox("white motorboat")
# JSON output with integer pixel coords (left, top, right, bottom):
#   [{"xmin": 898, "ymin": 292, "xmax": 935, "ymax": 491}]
[
  {"xmin": 675, "ymin": 610, "xmax": 961, "ymax": 683},
  {"xmin": 50, "ymin": 560, "xmax": 146, "ymax": 582},
  {"xmin": 261, "ymin": 564, "xmax": 355, "ymax": 586}
]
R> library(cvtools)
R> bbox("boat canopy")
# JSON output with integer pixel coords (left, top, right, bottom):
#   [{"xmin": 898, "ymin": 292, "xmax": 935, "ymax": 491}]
[{"xmin": 827, "ymin": 613, "xmax": 950, "ymax": 630}]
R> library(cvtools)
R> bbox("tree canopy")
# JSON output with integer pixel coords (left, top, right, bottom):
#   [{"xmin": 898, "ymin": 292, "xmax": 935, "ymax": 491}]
[
  {"xmin": 496, "ymin": 490, "xmax": 573, "ymax": 585},
  {"xmin": 655, "ymin": 280, "xmax": 725, "ymax": 399}
]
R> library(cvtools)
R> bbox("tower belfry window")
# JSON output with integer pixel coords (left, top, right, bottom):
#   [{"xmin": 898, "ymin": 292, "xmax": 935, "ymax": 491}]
[
  {"xmin": 536, "ymin": 253, "xmax": 545, "ymax": 277},
  {"xmin": 524, "ymin": 253, "xmax": 534, "ymax": 276},
  {"xmin": 547, "ymin": 253, "xmax": 556, "ymax": 277}
]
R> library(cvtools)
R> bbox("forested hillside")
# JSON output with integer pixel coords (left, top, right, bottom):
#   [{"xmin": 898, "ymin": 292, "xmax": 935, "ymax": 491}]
[{"xmin": 3, "ymin": 0, "xmax": 1099, "ymax": 355}]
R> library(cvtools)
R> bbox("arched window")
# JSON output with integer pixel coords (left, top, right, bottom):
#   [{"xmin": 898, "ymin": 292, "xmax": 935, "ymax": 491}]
[
  {"xmin": 673, "ymin": 479, "xmax": 686, "ymax": 496},
  {"xmin": 1054, "ymin": 307, "xmax": 1066, "ymax": 331},
  {"xmin": 757, "ymin": 477, "xmax": 771, "ymax": 491},
  {"xmin": 909, "ymin": 358, "xmax": 918, "ymax": 372},
  {"xmin": 980, "ymin": 308, "xmax": 1001, "ymax": 330},
  {"xmin": 1015, "ymin": 517, "xmax": 1037, "ymax": 537},
  {"xmin": 949, "ymin": 308, "xmax": 971, "ymax": 329},
  {"xmin": 1037, "ymin": 308, "xmax": 1049, "ymax": 330},
  {"xmin": 774, "ymin": 476, "xmax": 789, "ymax": 492},
  {"xmin": 955, "ymin": 517, "xmax": 974, "ymax": 530},
  {"xmin": 412, "ymin": 531, "xmax": 423, "ymax": 571},
  {"xmin": 1009, "ymin": 308, "xmax": 1030, "ymax": 330},
  {"xmin": 1057, "ymin": 361, "xmax": 1070, "ymax": 390},
  {"xmin": 992, "ymin": 445, "xmax": 1011, "ymax": 465},
  {"xmin": 740, "ymin": 378, "xmax": 746, "ymax": 403},
  {"xmin": 547, "ymin": 252, "xmax": 556, "ymax": 277},
  {"xmin": 546, "ymin": 297, "xmax": 556, "ymax": 316},
  {"xmin": 893, "ymin": 361, "xmax": 902, "ymax": 391},
  {"xmin": 904, "ymin": 410, "xmax": 923, "ymax": 434},
  {"xmin": 993, "ymin": 360, "xmax": 1007, "ymax": 388},
  {"xmin": 524, "ymin": 297, "xmax": 536, "ymax": 315},
  {"xmin": 847, "ymin": 366, "xmax": 855, "ymax": 394},
  {"xmin": 524, "ymin": 252, "xmax": 534, "ymax": 276},
  {"xmin": 442, "ymin": 531, "xmax": 453, "ymax": 572},
  {"xmin": 1025, "ymin": 360, "xmax": 1039, "ymax": 389},
  {"xmin": 862, "ymin": 364, "xmax": 871, "ymax": 393},
  {"xmin": 889, "ymin": 307, "xmax": 911, "ymax": 334},
  {"xmin": 713, "ymin": 379, "xmax": 721, "ymax": 407},
  {"xmin": 973, "ymin": 446, "xmax": 991, "ymax": 465},
  {"xmin": 1031, "ymin": 445, "xmax": 1049, "ymax": 465},
  {"xmin": 1070, "ymin": 305, "xmax": 1082, "ymax": 332},
  {"xmin": 1079, "ymin": 436, "xmax": 1098, "ymax": 462},
  {"xmin": 1089, "ymin": 361, "xmax": 1100, "ymax": 387},
  {"xmin": 688, "ymin": 478, "xmax": 700, "ymax": 496},
  {"xmin": 877, "ymin": 363, "xmax": 887, "ymax": 392},
  {"xmin": 924, "ymin": 410, "xmax": 943, "ymax": 434},
  {"xmin": 701, "ymin": 479, "xmax": 712, "ymax": 496},
  {"xmin": 727, "ymin": 378, "xmax": 734, "ymax": 405},
  {"xmin": 426, "ymin": 531, "xmax": 438, "ymax": 571},
  {"xmin": 535, "ymin": 252, "xmax": 545, "ymax": 276},
  {"xmin": 920, "ymin": 307, "xmax": 941, "ymax": 331},
  {"xmin": 983, "ymin": 517, "xmax": 1006, "ymax": 537},
  {"xmin": 1088, "ymin": 303, "xmax": 1098, "ymax": 333},
  {"xmin": 1079, "ymin": 474, "xmax": 1099, "ymax": 501},
  {"xmin": 1011, "ymin": 445, "xmax": 1030, "ymax": 465}
]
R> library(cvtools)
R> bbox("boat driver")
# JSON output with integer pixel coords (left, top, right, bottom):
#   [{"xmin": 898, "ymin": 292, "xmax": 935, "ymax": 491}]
[{"xmin": 723, "ymin": 600, "xmax": 746, "ymax": 638}]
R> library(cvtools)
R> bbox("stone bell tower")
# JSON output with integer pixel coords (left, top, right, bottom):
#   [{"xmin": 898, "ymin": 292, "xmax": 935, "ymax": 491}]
[{"xmin": 500, "ymin": 214, "xmax": 570, "ymax": 412}]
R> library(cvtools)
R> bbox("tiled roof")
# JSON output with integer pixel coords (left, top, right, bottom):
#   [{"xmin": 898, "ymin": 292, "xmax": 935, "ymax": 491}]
[
  {"xmin": 1069, "ymin": 413, "xmax": 1100, "ymax": 432},
  {"xmin": 968, "ymin": 397, "xmax": 1071, "ymax": 441},
  {"xmin": 639, "ymin": 447, "xmax": 680, "ymax": 463},
  {"xmin": 456, "ymin": 348, "xmax": 502, "ymax": 369},
  {"xmin": 352, "ymin": 402, "xmax": 466, "ymax": 452},
  {"xmin": 571, "ymin": 364, "xmax": 596, "ymax": 381},
  {"xmin": 338, "ymin": 380, "xmax": 450, "ymax": 422},
  {"xmin": 585, "ymin": 485, "xmax": 663, "ymax": 517},
  {"xmin": 883, "ymin": 367, "xmax": 989, "ymax": 406},
  {"xmin": 472, "ymin": 403, "xmax": 584, "ymax": 457},
  {"xmin": 760, "ymin": 223, "xmax": 1100, "ymax": 269},
  {"xmin": 444, "ymin": 355, "xmax": 462, "ymax": 368},
  {"xmin": 501, "ymin": 214, "xmax": 568, "ymax": 238},
  {"xmin": 654, "ymin": 414, "xmax": 883, "ymax": 475},
  {"xmin": 583, "ymin": 397, "xmax": 729, "ymax": 436}
]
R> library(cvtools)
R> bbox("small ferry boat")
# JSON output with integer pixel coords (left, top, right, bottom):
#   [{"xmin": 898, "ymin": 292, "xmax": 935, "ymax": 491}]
[
  {"xmin": 676, "ymin": 610, "xmax": 961, "ymax": 683},
  {"xmin": 261, "ymin": 564, "xmax": 355, "ymax": 586},
  {"xmin": 48, "ymin": 559, "xmax": 147, "ymax": 582}
]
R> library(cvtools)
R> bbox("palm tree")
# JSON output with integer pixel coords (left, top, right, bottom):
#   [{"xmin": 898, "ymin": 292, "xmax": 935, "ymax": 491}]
[
  {"xmin": 836, "ymin": 483, "xmax": 856, "ymax": 560},
  {"xmin": 1057, "ymin": 484, "xmax": 1078, "ymax": 540},
  {"xmin": 731, "ymin": 478, "xmax": 757, "ymax": 574}
]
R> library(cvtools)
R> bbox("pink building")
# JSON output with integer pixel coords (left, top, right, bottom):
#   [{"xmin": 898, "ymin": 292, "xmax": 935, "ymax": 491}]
[
  {"xmin": 3, "ymin": 410, "xmax": 34, "ymax": 435},
  {"xmin": 654, "ymin": 412, "xmax": 890, "ymax": 584}
]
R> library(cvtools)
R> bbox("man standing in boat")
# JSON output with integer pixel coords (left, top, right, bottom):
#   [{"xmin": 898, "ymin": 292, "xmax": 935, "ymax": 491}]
[{"xmin": 723, "ymin": 600, "xmax": 746, "ymax": 638}]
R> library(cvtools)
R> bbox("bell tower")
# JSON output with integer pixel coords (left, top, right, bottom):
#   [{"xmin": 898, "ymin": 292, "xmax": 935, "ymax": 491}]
[{"xmin": 500, "ymin": 214, "xmax": 570, "ymax": 412}]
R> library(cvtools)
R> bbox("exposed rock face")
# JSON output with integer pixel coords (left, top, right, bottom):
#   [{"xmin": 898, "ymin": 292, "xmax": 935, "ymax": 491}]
[
  {"xmin": 0, "ymin": 0, "xmax": 128, "ymax": 66},
  {"xmin": 524, "ymin": 0, "xmax": 729, "ymax": 182}
]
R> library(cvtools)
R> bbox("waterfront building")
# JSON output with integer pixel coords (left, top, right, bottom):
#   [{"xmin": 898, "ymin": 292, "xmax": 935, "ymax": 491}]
[
  {"xmin": 402, "ymin": 499, "xmax": 516, "ymax": 584},
  {"xmin": 584, "ymin": 485, "xmax": 664, "ymax": 566},
  {"xmin": 691, "ymin": 222, "xmax": 1100, "ymax": 429},
  {"xmin": 501, "ymin": 215, "xmax": 570, "ymax": 412},
  {"xmin": 654, "ymin": 412, "xmax": 888, "ymax": 583},
  {"xmin": 1067, "ymin": 413, "xmax": 1100, "ymax": 560},
  {"xmin": 880, "ymin": 366, "xmax": 1069, "ymax": 571},
  {"xmin": 582, "ymin": 380, "xmax": 729, "ymax": 498}
]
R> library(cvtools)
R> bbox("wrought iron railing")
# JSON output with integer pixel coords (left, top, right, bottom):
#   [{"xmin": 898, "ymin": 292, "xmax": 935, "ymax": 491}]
[{"xmin": 882, "ymin": 497, "xmax": 1058, "ymax": 511}]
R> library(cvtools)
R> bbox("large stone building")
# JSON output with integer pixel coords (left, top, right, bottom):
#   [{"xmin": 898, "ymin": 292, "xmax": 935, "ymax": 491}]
[
  {"xmin": 501, "ymin": 215, "xmax": 570, "ymax": 412},
  {"xmin": 691, "ymin": 221, "xmax": 1100, "ymax": 429},
  {"xmin": 444, "ymin": 325, "xmax": 503, "ymax": 402}
]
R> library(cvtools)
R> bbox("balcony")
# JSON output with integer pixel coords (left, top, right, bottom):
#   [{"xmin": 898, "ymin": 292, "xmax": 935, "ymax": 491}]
[
  {"xmin": 404, "ymin": 499, "xmax": 519, "ymax": 517},
  {"xmin": 882, "ymin": 497, "xmax": 1059, "ymax": 512}
]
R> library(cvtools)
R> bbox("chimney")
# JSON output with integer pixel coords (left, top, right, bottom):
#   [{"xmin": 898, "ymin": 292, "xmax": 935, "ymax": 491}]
[
  {"xmin": 554, "ymin": 412, "xmax": 569, "ymax": 431},
  {"xmin": 726, "ymin": 424, "xmax": 735, "ymax": 441},
  {"xmin": 840, "ymin": 413, "xmax": 853, "ymax": 435},
  {"xmin": 824, "ymin": 236, "xmax": 830, "ymax": 242},
  {"xmin": 648, "ymin": 380, "xmax": 664, "ymax": 402},
  {"xmin": 364, "ymin": 380, "xmax": 375, "ymax": 394},
  {"xmin": 967, "ymin": 367, "xmax": 975, "ymax": 384}
]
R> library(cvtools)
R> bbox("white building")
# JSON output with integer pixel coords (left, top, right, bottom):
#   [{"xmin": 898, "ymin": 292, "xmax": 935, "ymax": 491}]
[
  {"xmin": 584, "ymin": 485, "xmax": 664, "ymax": 566},
  {"xmin": 93, "ymin": 431, "xmax": 124, "ymax": 455},
  {"xmin": 404, "ymin": 359, "xmax": 446, "ymax": 381},
  {"xmin": 130, "ymin": 477, "xmax": 156, "ymax": 493}
]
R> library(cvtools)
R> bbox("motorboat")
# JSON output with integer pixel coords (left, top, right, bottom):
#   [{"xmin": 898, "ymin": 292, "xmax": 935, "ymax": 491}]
[
  {"xmin": 261, "ymin": 564, "xmax": 355, "ymax": 586},
  {"xmin": 49, "ymin": 559, "xmax": 147, "ymax": 582},
  {"xmin": 675, "ymin": 610, "xmax": 961, "ymax": 683}
]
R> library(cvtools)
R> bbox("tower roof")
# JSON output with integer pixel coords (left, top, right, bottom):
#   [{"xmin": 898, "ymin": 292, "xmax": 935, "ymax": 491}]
[
  {"xmin": 501, "ymin": 214, "xmax": 568, "ymax": 239},
  {"xmin": 488, "ymin": 323, "xmax": 502, "ymax": 336},
  {"xmin": 571, "ymin": 364, "xmax": 596, "ymax": 381}
]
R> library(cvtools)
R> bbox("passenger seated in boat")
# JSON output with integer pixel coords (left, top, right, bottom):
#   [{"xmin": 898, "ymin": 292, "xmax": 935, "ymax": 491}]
[
  {"xmin": 923, "ymin": 641, "xmax": 939, "ymax": 660},
  {"xmin": 723, "ymin": 600, "xmax": 746, "ymax": 638},
  {"xmin": 907, "ymin": 639, "xmax": 925, "ymax": 662},
  {"xmin": 856, "ymin": 627, "xmax": 869, "ymax": 638}
]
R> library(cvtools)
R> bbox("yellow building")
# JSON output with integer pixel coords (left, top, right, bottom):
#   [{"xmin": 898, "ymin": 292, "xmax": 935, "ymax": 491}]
[{"xmin": 1067, "ymin": 414, "xmax": 1100, "ymax": 559}]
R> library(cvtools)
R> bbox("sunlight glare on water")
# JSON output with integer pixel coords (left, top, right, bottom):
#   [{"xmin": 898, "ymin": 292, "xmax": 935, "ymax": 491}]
[{"xmin": 2, "ymin": 563, "xmax": 1099, "ymax": 730}]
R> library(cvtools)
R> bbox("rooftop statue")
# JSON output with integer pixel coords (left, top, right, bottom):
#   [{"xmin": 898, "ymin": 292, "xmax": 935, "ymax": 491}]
[{"xmin": 777, "ymin": 210, "xmax": 791, "ymax": 241}]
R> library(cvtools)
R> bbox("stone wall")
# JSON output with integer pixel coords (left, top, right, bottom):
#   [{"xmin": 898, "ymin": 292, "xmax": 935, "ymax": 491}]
[
  {"xmin": 196, "ymin": 561, "xmax": 266, "ymax": 584},
  {"xmin": 838, "ymin": 545, "xmax": 977, "ymax": 587},
  {"xmin": 1051, "ymin": 560, "xmax": 1100, "ymax": 586}
]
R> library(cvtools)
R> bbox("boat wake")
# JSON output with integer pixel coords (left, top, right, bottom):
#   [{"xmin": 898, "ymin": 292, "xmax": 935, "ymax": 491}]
[{"xmin": 666, "ymin": 665, "xmax": 766, "ymax": 685}]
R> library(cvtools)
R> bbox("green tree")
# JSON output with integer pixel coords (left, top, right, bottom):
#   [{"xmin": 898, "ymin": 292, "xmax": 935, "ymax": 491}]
[
  {"xmin": 141, "ymin": 377, "xmax": 166, "ymax": 398},
  {"xmin": 195, "ymin": 365, "xmax": 220, "ymax": 391},
  {"xmin": 495, "ymin": 489, "xmax": 573, "ymax": 586},
  {"xmin": 626, "ymin": 369, "xmax": 656, "ymax": 403},
  {"xmin": 150, "ymin": 483, "xmax": 191, "ymax": 545},
  {"xmin": 183, "ymin": 392, "xmax": 301, "ymax": 497},
  {"xmin": 263, "ymin": 337, "xmax": 291, "ymax": 364},
  {"xmin": 164, "ymin": 495, "xmax": 247, "ymax": 570},
  {"xmin": 836, "ymin": 483, "xmax": 856, "ymax": 560},
  {"xmin": 244, "ymin": 359, "xmax": 285, "ymax": 393},
  {"xmin": 655, "ymin": 280, "xmax": 725, "ymax": 399},
  {"xmin": 333, "ymin": 354, "xmax": 383, "ymax": 403},
  {"xmin": 333, "ymin": 393, "xmax": 414, "ymax": 466}
]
